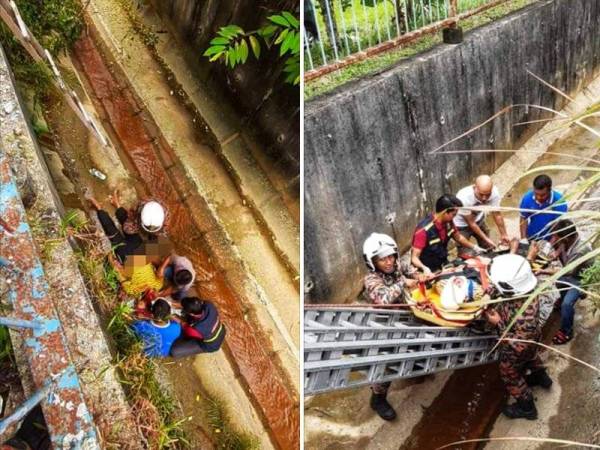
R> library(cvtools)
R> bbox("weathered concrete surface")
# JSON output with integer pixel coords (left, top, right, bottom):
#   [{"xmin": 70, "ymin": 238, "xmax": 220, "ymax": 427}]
[
  {"xmin": 149, "ymin": 0, "xmax": 300, "ymax": 190},
  {"xmin": 304, "ymin": 0, "xmax": 600, "ymax": 303},
  {"xmin": 0, "ymin": 46, "xmax": 142, "ymax": 447}
]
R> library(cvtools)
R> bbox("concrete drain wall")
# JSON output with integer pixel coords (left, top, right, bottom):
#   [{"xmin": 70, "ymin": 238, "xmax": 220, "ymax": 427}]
[
  {"xmin": 304, "ymin": 0, "xmax": 600, "ymax": 303},
  {"xmin": 0, "ymin": 45, "xmax": 143, "ymax": 447}
]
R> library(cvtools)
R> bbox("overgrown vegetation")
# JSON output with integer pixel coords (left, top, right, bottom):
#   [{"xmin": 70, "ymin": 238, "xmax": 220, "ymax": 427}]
[
  {"xmin": 582, "ymin": 260, "xmax": 600, "ymax": 313},
  {"xmin": 0, "ymin": 0, "xmax": 83, "ymax": 100},
  {"xmin": 305, "ymin": 0, "xmax": 535, "ymax": 99},
  {"xmin": 203, "ymin": 12, "xmax": 300, "ymax": 85}
]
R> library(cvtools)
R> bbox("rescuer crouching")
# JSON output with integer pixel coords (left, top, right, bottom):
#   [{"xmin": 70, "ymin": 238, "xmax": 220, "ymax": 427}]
[
  {"xmin": 485, "ymin": 254, "xmax": 553, "ymax": 420},
  {"xmin": 362, "ymin": 232, "xmax": 426, "ymax": 420},
  {"xmin": 411, "ymin": 194, "xmax": 485, "ymax": 274}
]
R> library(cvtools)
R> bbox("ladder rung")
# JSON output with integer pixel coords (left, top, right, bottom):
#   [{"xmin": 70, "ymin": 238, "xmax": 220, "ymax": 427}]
[
  {"xmin": 305, "ymin": 345, "xmax": 495, "ymax": 371},
  {"xmin": 305, "ymin": 335, "xmax": 497, "ymax": 352}
]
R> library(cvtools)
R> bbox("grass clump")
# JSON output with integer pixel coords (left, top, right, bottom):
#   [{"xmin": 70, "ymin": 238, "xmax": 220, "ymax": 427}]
[
  {"xmin": 582, "ymin": 260, "xmax": 600, "ymax": 313},
  {"xmin": 305, "ymin": 0, "xmax": 535, "ymax": 99},
  {"xmin": 205, "ymin": 397, "xmax": 260, "ymax": 450}
]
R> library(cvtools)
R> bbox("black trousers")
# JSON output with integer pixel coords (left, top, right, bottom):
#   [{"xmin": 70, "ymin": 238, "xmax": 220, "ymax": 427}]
[{"xmin": 96, "ymin": 208, "xmax": 142, "ymax": 263}]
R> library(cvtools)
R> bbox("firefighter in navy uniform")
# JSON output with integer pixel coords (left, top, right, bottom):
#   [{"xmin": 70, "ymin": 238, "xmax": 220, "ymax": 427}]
[
  {"xmin": 411, "ymin": 194, "xmax": 484, "ymax": 274},
  {"xmin": 362, "ymin": 233, "xmax": 423, "ymax": 420},
  {"xmin": 170, "ymin": 297, "xmax": 226, "ymax": 358}
]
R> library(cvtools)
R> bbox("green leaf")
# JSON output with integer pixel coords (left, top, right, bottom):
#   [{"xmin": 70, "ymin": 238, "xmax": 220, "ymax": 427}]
[
  {"xmin": 234, "ymin": 41, "xmax": 242, "ymax": 64},
  {"xmin": 268, "ymin": 14, "xmax": 290, "ymax": 27},
  {"xmin": 229, "ymin": 25, "xmax": 245, "ymax": 35},
  {"xmin": 239, "ymin": 39, "xmax": 249, "ymax": 63},
  {"xmin": 258, "ymin": 25, "xmax": 278, "ymax": 38},
  {"xmin": 282, "ymin": 11, "xmax": 299, "ymax": 29},
  {"xmin": 210, "ymin": 36, "xmax": 229, "ymax": 45},
  {"xmin": 203, "ymin": 45, "xmax": 226, "ymax": 56},
  {"xmin": 249, "ymin": 35, "xmax": 261, "ymax": 59},
  {"xmin": 218, "ymin": 25, "xmax": 245, "ymax": 39},
  {"xmin": 290, "ymin": 31, "xmax": 300, "ymax": 55},
  {"xmin": 218, "ymin": 28, "xmax": 235, "ymax": 39},
  {"xmin": 227, "ymin": 48, "xmax": 236, "ymax": 68},
  {"xmin": 209, "ymin": 51, "xmax": 224, "ymax": 62},
  {"xmin": 280, "ymin": 31, "xmax": 294, "ymax": 56},
  {"xmin": 274, "ymin": 28, "xmax": 289, "ymax": 45}
]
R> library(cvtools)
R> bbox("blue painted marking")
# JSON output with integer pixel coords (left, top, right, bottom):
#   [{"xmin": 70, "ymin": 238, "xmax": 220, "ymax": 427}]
[
  {"xmin": 22, "ymin": 304, "xmax": 35, "ymax": 314},
  {"xmin": 57, "ymin": 368, "xmax": 81, "ymax": 390},
  {"xmin": 0, "ymin": 179, "xmax": 18, "ymax": 200},
  {"xmin": 32, "ymin": 318, "xmax": 60, "ymax": 337},
  {"xmin": 24, "ymin": 337, "xmax": 42, "ymax": 352},
  {"xmin": 30, "ymin": 268, "xmax": 48, "ymax": 299},
  {"xmin": 16, "ymin": 222, "xmax": 28, "ymax": 233}
]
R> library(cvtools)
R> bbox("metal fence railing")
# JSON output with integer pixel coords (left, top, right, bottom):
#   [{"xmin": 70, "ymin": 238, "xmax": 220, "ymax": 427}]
[{"xmin": 304, "ymin": 0, "xmax": 509, "ymax": 81}]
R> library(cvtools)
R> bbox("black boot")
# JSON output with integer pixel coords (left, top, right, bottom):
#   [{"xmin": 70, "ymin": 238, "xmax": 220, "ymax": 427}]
[
  {"xmin": 502, "ymin": 396, "xmax": 538, "ymax": 420},
  {"xmin": 370, "ymin": 392, "xmax": 397, "ymax": 421},
  {"xmin": 526, "ymin": 369, "xmax": 553, "ymax": 389}
]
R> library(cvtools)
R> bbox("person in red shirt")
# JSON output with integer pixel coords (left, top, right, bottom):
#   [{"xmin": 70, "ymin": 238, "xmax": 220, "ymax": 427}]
[{"xmin": 411, "ymin": 194, "xmax": 483, "ymax": 273}]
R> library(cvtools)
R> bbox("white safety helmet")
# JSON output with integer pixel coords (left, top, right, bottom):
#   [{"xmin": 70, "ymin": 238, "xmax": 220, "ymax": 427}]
[
  {"xmin": 489, "ymin": 254, "xmax": 537, "ymax": 296},
  {"xmin": 140, "ymin": 201, "xmax": 165, "ymax": 233},
  {"xmin": 363, "ymin": 233, "xmax": 398, "ymax": 271},
  {"xmin": 440, "ymin": 276, "xmax": 474, "ymax": 311}
]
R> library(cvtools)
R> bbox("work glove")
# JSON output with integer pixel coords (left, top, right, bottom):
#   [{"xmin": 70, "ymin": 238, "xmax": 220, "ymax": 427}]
[{"xmin": 472, "ymin": 245, "xmax": 486, "ymax": 254}]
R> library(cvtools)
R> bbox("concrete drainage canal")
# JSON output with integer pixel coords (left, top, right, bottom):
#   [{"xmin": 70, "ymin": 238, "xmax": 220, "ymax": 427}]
[{"xmin": 0, "ymin": 0, "xmax": 299, "ymax": 449}]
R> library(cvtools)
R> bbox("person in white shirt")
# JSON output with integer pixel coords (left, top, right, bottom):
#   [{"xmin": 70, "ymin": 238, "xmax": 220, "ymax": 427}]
[{"xmin": 454, "ymin": 175, "xmax": 509, "ymax": 253}]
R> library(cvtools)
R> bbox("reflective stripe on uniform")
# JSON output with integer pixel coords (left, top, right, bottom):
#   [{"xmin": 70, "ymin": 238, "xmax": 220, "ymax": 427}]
[
  {"xmin": 204, "ymin": 323, "xmax": 224, "ymax": 343},
  {"xmin": 429, "ymin": 238, "xmax": 441, "ymax": 245}
]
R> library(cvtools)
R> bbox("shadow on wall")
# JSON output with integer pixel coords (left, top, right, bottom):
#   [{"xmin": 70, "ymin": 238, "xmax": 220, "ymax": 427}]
[
  {"xmin": 149, "ymin": 0, "xmax": 300, "ymax": 181},
  {"xmin": 303, "ymin": 0, "xmax": 600, "ymax": 304}
]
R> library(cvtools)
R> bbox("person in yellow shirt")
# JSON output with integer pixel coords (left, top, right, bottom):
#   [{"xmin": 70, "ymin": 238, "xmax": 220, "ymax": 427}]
[{"xmin": 111, "ymin": 250, "xmax": 171, "ymax": 298}]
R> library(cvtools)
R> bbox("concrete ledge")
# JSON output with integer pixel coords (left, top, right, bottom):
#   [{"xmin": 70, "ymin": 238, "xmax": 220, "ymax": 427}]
[{"xmin": 0, "ymin": 45, "xmax": 142, "ymax": 447}]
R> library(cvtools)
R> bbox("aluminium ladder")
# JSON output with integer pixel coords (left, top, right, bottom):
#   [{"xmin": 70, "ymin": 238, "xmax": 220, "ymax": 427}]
[{"xmin": 304, "ymin": 307, "xmax": 499, "ymax": 395}]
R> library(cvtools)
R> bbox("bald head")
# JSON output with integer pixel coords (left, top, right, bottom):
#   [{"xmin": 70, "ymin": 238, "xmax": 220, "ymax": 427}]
[
  {"xmin": 475, "ymin": 175, "xmax": 493, "ymax": 190},
  {"xmin": 474, "ymin": 175, "xmax": 494, "ymax": 202}
]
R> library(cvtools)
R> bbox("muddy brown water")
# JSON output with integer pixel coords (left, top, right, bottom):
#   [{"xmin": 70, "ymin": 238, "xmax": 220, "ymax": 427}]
[{"xmin": 72, "ymin": 34, "xmax": 298, "ymax": 449}]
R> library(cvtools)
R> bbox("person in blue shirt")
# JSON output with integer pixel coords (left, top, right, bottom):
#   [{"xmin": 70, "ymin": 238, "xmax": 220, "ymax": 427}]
[
  {"xmin": 519, "ymin": 174, "xmax": 567, "ymax": 241},
  {"xmin": 131, "ymin": 298, "xmax": 181, "ymax": 357}
]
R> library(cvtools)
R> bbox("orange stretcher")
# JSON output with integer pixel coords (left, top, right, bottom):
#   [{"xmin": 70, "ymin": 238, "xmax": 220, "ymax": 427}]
[{"xmin": 408, "ymin": 284, "xmax": 483, "ymax": 327}]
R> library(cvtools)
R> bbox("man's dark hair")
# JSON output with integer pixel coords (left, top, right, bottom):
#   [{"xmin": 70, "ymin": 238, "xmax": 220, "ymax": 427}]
[
  {"xmin": 181, "ymin": 297, "xmax": 206, "ymax": 315},
  {"xmin": 174, "ymin": 269, "xmax": 193, "ymax": 286},
  {"xmin": 151, "ymin": 298, "xmax": 171, "ymax": 321},
  {"xmin": 435, "ymin": 194, "xmax": 463, "ymax": 213},
  {"xmin": 552, "ymin": 219, "xmax": 577, "ymax": 240},
  {"xmin": 533, "ymin": 174, "xmax": 552, "ymax": 191}
]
